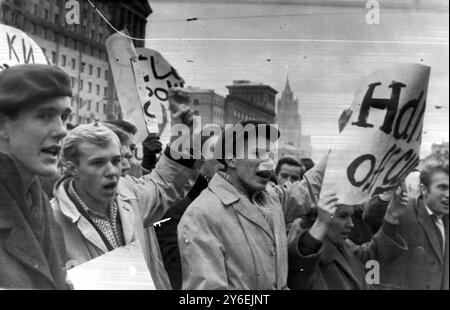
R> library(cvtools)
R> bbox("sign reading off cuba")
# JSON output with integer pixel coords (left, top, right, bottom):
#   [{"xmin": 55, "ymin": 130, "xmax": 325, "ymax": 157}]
[{"xmin": 322, "ymin": 64, "xmax": 430, "ymax": 205}]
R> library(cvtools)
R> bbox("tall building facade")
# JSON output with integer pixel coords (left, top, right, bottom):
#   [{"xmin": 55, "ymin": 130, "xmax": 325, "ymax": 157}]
[
  {"xmin": 276, "ymin": 77, "xmax": 312, "ymax": 158},
  {"xmin": 0, "ymin": 0, "xmax": 152, "ymax": 124},
  {"xmin": 224, "ymin": 80, "xmax": 277, "ymax": 124},
  {"xmin": 185, "ymin": 86, "xmax": 225, "ymax": 126}
]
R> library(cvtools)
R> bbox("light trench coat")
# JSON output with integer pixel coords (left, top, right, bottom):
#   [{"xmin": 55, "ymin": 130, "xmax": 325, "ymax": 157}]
[
  {"xmin": 51, "ymin": 153, "xmax": 197, "ymax": 290},
  {"xmin": 178, "ymin": 157, "xmax": 326, "ymax": 290}
]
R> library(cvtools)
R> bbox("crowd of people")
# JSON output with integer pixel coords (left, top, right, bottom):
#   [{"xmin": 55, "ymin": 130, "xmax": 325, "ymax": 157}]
[{"xmin": 0, "ymin": 64, "xmax": 448, "ymax": 290}]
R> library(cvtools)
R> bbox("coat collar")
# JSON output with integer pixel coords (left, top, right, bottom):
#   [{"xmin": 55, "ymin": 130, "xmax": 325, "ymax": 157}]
[
  {"xmin": 208, "ymin": 173, "xmax": 242, "ymax": 206},
  {"xmin": 0, "ymin": 154, "xmax": 56, "ymax": 287},
  {"xmin": 208, "ymin": 173, "xmax": 275, "ymax": 241},
  {"xmin": 53, "ymin": 177, "xmax": 137, "ymax": 252},
  {"xmin": 415, "ymin": 197, "xmax": 446, "ymax": 263},
  {"xmin": 320, "ymin": 238, "xmax": 364, "ymax": 289}
]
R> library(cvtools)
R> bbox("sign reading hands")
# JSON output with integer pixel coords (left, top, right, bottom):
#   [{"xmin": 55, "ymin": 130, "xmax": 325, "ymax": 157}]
[{"xmin": 322, "ymin": 64, "xmax": 430, "ymax": 205}]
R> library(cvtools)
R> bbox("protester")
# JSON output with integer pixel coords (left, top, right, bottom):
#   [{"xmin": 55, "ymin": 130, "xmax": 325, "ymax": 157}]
[
  {"xmin": 275, "ymin": 156, "xmax": 304, "ymax": 185},
  {"xmin": 104, "ymin": 119, "xmax": 163, "ymax": 177},
  {"xmin": 0, "ymin": 64, "xmax": 72, "ymax": 289},
  {"xmin": 156, "ymin": 158, "xmax": 224, "ymax": 289},
  {"xmin": 364, "ymin": 161, "xmax": 449, "ymax": 289},
  {"xmin": 287, "ymin": 187, "xmax": 409, "ymax": 290},
  {"xmin": 178, "ymin": 120, "xmax": 327, "ymax": 289},
  {"xmin": 103, "ymin": 122, "xmax": 173, "ymax": 289},
  {"xmin": 50, "ymin": 106, "xmax": 199, "ymax": 289},
  {"xmin": 102, "ymin": 122, "xmax": 135, "ymax": 177}
]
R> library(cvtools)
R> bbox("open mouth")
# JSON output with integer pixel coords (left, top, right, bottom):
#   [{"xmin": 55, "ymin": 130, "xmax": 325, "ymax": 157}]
[
  {"xmin": 41, "ymin": 145, "xmax": 61, "ymax": 157},
  {"xmin": 255, "ymin": 170, "xmax": 273, "ymax": 180},
  {"xmin": 103, "ymin": 181, "xmax": 117, "ymax": 192}
]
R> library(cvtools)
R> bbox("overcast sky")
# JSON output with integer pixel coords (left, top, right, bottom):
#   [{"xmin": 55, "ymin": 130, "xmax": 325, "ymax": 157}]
[{"xmin": 145, "ymin": 0, "xmax": 449, "ymax": 160}]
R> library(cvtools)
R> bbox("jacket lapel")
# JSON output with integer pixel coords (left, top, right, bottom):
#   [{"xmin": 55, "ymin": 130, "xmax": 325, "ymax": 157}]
[
  {"xmin": 271, "ymin": 203, "xmax": 285, "ymax": 286},
  {"xmin": 416, "ymin": 199, "xmax": 444, "ymax": 264},
  {"xmin": 0, "ymin": 155, "xmax": 55, "ymax": 287},
  {"xmin": 117, "ymin": 198, "xmax": 136, "ymax": 245},
  {"xmin": 209, "ymin": 174, "xmax": 275, "ymax": 241},
  {"xmin": 53, "ymin": 178, "xmax": 109, "ymax": 253},
  {"xmin": 321, "ymin": 239, "xmax": 363, "ymax": 289},
  {"xmin": 233, "ymin": 199, "xmax": 275, "ymax": 241}
]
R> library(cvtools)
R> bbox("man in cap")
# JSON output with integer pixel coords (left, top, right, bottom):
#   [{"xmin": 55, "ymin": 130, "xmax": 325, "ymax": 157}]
[
  {"xmin": 178, "ymin": 120, "xmax": 327, "ymax": 289},
  {"xmin": 0, "ymin": 64, "xmax": 72, "ymax": 289}
]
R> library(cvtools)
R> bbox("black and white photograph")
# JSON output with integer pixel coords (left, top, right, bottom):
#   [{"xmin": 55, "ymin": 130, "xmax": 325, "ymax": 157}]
[{"xmin": 0, "ymin": 0, "xmax": 448, "ymax": 297}]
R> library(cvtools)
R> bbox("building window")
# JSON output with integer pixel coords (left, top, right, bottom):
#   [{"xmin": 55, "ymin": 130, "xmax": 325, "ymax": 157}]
[
  {"xmin": 54, "ymin": 14, "xmax": 59, "ymax": 24},
  {"xmin": 71, "ymin": 77, "xmax": 75, "ymax": 88},
  {"xmin": 91, "ymin": 29, "xmax": 95, "ymax": 40},
  {"xmin": 103, "ymin": 103, "xmax": 107, "ymax": 113},
  {"xmin": 89, "ymin": 64, "xmax": 93, "ymax": 75},
  {"xmin": 71, "ymin": 58, "xmax": 76, "ymax": 70},
  {"xmin": 88, "ymin": 82, "xmax": 92, "ymax": 93},
  {"xmin": 44, "ymin": 9, "xmax": 49, "ymax": 20},
  {"xmin": 96, "ymin": 85, "xmax": 100, "ymax": 95},
  {"xmin": 87, "ymin": 100, "xmax": 91, "ymax": 111},
  {"xmin": 62, "ymin": 55, "xmax": 66, "ymax": 66},
  {"xmin": 51, "ymin": 51, "xmax": 57, "ymax": 64},
  {"xmin": 80, "ymin": 62, "xmax": 85, "ymax": 72},
  {"xmin": 41, "ymin": 47, "xmax": 46, "ymax": 55},
  {"xmin": 104, "ymin": 70, "xmax": 108, "ymax": 80},
  {"xmin": 97, "ymin": 67, "xmax": 101, "ymax": 78},
  {"xmin": 80, "ymin": 80, "xmax": 84, "ymax": 90},
  {"xmin": 96, "ymin": 102, "xmax": 100, "ymax": 113},
  {"xmin": 104, "ymin": 87, "xmax": 108, "ymax": 97},
  {"xmin": 193, "ymin": 99, "xmax": 199, "ymax": 106}
]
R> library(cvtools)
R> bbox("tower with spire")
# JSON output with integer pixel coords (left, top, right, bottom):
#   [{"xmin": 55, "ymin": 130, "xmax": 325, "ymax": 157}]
[{"xmin": 276, "ymin": 77, "xmax": 312, "ymax": 157}]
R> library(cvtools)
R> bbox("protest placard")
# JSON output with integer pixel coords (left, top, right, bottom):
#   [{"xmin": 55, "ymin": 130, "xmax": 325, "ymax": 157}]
[
  {"xmin": 106, "ymin": 31, "xmax": 185, "ymax": 146},
  {"xmin": 134, "ymin": 48, "xmax": 185, "ymax": 146},
  {"xmin": 321, "ymin": 64, "xmax": 430, "ymax": 205},
  {"xmin": 105, "ymin": 31, "xmax": 148, "ymax": 143},
  {"xmin": 0, "ymin": 24, "xmax": 48, "ymax": 70},
  {"xmin": 66, "ymin": 241, "xmax": 155, "ymax": 290}
]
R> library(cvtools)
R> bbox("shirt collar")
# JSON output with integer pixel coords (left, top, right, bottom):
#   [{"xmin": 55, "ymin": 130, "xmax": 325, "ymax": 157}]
[{"xmin": 425, "ymin": 204, "xmax": 443, "ymax": 221}]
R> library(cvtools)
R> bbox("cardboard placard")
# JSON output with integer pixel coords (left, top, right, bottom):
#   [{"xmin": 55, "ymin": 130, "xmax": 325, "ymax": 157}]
[
  {"xmin": 0, "ymin": 24, "xmax": 48, "ymax": 70},
  {"xmin": 321, "ymin": 64, "xmax": 430, "ymax": 205},
  {"xmin": 66, "ymin": 241, "xmax": 155, "ymax": 290}
]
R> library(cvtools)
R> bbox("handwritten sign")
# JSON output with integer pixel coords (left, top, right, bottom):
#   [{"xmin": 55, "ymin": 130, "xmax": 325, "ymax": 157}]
[
  {"xmin": 106, "ymin": 30, "xmax": 148, "ymax": 143},
  {"xmin": 321, "ymin": 64, "xmax": 430, "ymax": 205},
  {"xmin": 66, "ymin": 241, "xmax": 155, "ymax": 290},
  {"xmin": 106, "ymin": 31, "xmax": 184, "ymax": 146},
  {"xmin": 134, "ymin": 48, "xmax": 185, "ymax": 146},
  {"xmin": 0, "ymin": 24, "xmax": 48, "ymax": 70}
]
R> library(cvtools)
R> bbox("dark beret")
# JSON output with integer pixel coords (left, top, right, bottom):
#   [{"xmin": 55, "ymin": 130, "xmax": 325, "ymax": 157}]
[{"xmin": 0, "ymin": 64, "xmax": 72, "ymax": 112}]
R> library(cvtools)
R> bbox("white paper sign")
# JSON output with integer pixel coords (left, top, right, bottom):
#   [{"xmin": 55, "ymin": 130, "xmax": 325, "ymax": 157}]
[
  {"xmin": 321, "ymin": 64, "xmax": 430, "ymax": 205},
  {"xmin": 66, "ymin": 241, "xmax": 155, "ymax": 290},
  {"xmin": 134, "ymin": 48, "xmax": 185, "ymax": 146},
  {"xmin": 106, "ymin": 31, "xmax": 148, "ymax": 143},
  {"xmin": 0, "ymin": 24, "xmax": 48, "ymax": 70}
]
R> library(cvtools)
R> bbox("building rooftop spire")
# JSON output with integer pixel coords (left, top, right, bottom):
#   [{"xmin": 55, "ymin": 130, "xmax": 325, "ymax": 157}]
[{"xmin": 285, "ymin": 75, "xmax": 291, "ymax": 93}]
